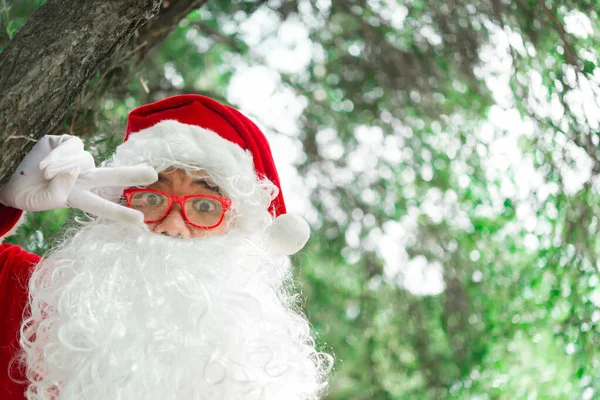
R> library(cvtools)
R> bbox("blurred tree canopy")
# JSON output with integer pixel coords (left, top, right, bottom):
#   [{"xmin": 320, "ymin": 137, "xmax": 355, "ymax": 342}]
[{"xmin": 3, "ymin": 0, "xmax": 600, "ymax": 399}]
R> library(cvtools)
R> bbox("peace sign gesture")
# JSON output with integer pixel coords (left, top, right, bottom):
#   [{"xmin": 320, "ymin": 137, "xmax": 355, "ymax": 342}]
[{"xmin": 0, "ymin": 135, "xmax": 157, "ymax": 223}]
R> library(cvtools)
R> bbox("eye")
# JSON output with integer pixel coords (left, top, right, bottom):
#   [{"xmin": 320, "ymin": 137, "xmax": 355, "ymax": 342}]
[
  {"xmin": 145, "ymin": 193, "xmax": 163, "ymax": 206},
  {"xmin": 192, "ymin": 198, "xmax": 216, "ymax": 212}
]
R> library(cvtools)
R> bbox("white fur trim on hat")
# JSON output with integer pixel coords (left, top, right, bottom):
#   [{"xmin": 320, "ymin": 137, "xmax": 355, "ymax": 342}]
[
  {"xmin": 112, "ymin": 120, "xmax": 256, "ymax": 182},
  {"xmin": 267, "ymin": 213, "xmax": 310, "ymax": 255}
]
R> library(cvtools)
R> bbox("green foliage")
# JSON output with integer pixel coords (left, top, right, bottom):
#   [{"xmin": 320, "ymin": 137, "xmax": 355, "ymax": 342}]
[
  {"xmin": 5, "ymin": 1, "xmax": 600, "ymax": 398},
  {"xmin": 0, "ymin": 0, "xmax": 45, "ymax": 50},
  {"xmin": 5, "ymin": 208, "xmax": 73, "ymax": 255}
]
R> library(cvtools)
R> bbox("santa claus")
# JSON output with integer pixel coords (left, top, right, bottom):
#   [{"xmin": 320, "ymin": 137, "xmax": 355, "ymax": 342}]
[{"xmin": 0, "ymin": 95, "xmax": 332, "ymax": 400}]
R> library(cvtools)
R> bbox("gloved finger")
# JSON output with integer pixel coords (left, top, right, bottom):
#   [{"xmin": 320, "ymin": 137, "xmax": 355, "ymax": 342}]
[
  {"xmin": 39, "ymin": 136, "xmax": 85, "ymax": 169},
  {"xmin": 35, "ymin": 169, "xmax": 80, "ymax": 208},
  {"xmin": 78, "ymin": 166, "xmax": 158, "ymax": 189},
  {"xmin": 67, "ymin": 188, "xmax": 145, "ymax": 224},
  {"xmin": 46, "ymin": 134, "xmax": 77, "ymax": 148},
  {"xmin": 43, "ymin": 152, "xmax": 95, "ymax": 180}
]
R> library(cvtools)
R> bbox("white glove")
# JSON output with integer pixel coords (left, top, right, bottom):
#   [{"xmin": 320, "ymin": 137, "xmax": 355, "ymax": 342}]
[{"xmin": 0, "ymin": 135, "xmax": 157, "ymax": 223}]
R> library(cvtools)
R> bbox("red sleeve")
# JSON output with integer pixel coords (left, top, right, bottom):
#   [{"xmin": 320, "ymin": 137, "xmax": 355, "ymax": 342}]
[
  {"xmin": 0, "ymin": 205, "xmax": 23, "ymax": 237},
  {"xmin": 0, "ymin": 244, "xmax": 41, "ymax": 400}
]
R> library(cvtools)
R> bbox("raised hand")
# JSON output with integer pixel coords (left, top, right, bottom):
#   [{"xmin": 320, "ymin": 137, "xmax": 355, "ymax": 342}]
[{"xmin": 0, "ymin": 135, "xmax": 158, "ymax": 223}]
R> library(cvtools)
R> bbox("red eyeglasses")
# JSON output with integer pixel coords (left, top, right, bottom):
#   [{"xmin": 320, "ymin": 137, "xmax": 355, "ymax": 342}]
[{"xmin": 123, "ymin": 188, "xmax": 232, "ymax": 229}]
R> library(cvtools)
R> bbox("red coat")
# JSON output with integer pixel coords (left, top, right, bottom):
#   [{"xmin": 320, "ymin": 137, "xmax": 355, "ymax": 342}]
[
  {"xmin": 0, "ymin": 244, "xmax": 39, "ymax": 400},
  {"xmin": 1, "ymin": 204, "xmax": 39, "ymax": 399}
]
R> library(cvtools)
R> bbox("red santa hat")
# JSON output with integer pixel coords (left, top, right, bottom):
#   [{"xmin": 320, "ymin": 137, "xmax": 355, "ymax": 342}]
[
  {"xmin": 126, "ymin": 95, "xmax": 286, "ymax": 214},
  {"xmin": 0, "ymin": 95, "xmax": 310, "ymax": 254}
]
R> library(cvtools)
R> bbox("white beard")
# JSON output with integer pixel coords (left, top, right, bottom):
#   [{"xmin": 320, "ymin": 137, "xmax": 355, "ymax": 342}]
[{"xmin": 20, "ymin": 222, "xmax": 330, "ymax": 400}]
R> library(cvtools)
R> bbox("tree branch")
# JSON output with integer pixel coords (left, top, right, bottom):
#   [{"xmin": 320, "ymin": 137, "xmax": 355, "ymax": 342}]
[
  {"xmin": 136, "ymin": 0, "xmax": 209, "ymax": 61},
  {"xmin": 534, "ymin": 0, "xmax": 577, "ymax": 65}
]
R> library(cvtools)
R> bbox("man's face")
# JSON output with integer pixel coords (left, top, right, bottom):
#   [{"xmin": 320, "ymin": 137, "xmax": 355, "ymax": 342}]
[{"xmin": 142, "ymin": 168, "xmax": 229, "ymax": 238}]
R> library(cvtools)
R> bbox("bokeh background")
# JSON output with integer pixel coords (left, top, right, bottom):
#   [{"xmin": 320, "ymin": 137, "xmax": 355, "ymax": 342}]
[{"xmin": 3, "ymin": 1, "xmax": 600, "ymax": 399}]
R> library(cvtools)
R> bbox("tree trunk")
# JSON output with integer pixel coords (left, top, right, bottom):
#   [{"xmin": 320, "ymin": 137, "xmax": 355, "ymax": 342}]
[{"xmin": 0, "ymin": 0, "xmax": 163, "ymax": 186}]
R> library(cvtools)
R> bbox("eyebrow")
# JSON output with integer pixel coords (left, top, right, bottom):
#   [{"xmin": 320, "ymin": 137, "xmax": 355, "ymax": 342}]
[
  {"xmin": 158, "ymin": 174, "xmax": 223, "ymax": 195},
  {"xmin": 193, "ymin": 179, "xmax": 223, "ymax": 194}
]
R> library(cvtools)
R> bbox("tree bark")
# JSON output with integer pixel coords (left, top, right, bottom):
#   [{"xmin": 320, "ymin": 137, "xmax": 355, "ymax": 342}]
[{"xmin": 0, "ymin": 0, "xmax": 163, "ymax": 186}]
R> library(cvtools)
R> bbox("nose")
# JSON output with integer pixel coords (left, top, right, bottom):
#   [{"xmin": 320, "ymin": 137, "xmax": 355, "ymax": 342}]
[{"xmin": 152, "ymin": 203, "xmax": 192, "ymax": 239}]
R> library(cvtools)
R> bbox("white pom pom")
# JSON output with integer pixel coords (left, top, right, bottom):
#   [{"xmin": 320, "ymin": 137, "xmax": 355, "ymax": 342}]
[{"xmin": 267, "ymin": 213, "xmax": 311, "ymax": 255}]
